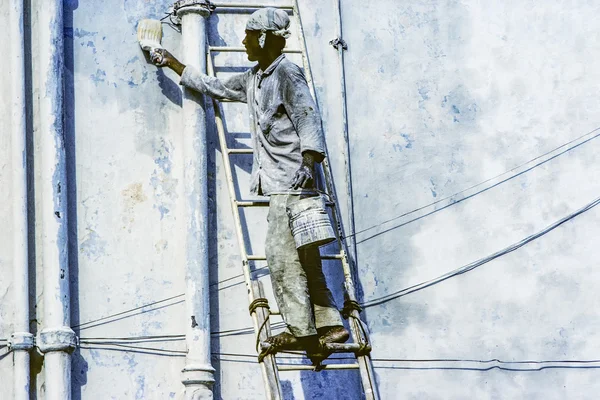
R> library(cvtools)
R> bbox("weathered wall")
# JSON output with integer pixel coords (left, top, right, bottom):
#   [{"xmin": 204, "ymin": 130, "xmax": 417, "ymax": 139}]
[
  {"xmin": 2, "ymin": 0, "xmax": 600, "ymax": 399},
  {"xmin": 0, "ymin": 2, "xmax": 16, "ymax": 397}
]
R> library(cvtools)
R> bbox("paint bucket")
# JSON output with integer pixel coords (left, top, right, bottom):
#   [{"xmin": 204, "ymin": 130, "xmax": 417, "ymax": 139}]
[{"xmin": 286, "ymin": 195, "xmax": 336, "ymax": 250}]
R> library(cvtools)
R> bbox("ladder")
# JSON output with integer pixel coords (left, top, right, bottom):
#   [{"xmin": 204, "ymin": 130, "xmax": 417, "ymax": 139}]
[{"xmin": 205, "ymin": 2, "xmax": 380, "ymax": 399}]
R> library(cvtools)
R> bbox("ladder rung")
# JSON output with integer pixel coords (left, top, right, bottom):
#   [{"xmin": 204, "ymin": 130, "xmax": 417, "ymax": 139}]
[
  {"xmin": 236, "ymin": 200, "xmax": 270, "ymax": 207},
  {"xmin": 278, "ymin": 363, "xmax": 360, "ymax": 371},
  {"xmin": 209, "ymin": 46, "xmax": 302, "ymax": 54},
  {"xmin": 227, "ymin": 148, "xmax": 253, "ymax": 154},
  {"xmin": 260, "ymin": 342, "xmax": 370, "ymax": 354},
  {"xmin": 212, "ymin": 3, "xmax": 294, "ymax": 10},
  {"xmin": 248, "ymin": 254, "xmax": 343, "ymax": 261}
]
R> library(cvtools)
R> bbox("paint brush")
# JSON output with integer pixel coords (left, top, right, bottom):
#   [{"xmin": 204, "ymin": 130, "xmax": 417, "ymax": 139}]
[{"xmin": 137, "ymin": 19, "xmax": 163, "ymax": 52}]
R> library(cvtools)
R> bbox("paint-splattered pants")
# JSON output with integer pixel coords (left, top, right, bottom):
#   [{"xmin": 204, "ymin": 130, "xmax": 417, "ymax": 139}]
[{"xmin": 265, "ymin": 194, "xmax": 344, "ymax": 338}]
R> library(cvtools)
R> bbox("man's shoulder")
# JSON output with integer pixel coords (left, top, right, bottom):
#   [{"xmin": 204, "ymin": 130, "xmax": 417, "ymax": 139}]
[{"xmin": 275, "ymin": 58, "xmax": 305, "ymax": 79}]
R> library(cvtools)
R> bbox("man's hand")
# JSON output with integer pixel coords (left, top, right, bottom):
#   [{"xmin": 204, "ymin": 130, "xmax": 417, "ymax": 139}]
[
  {"xmin": 291, "ymin": 151, "xmax": 318, "ymax": 190},
  {"xmin": 149, "ymin": 48, "xmax": 186, "ymax": 76}
]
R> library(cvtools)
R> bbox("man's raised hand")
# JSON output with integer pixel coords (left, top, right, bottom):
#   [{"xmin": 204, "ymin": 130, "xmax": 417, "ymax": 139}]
[
  {"xmin": 150, "ymin": 48, "xmax": 169, "ymax": 67},
  {"xmin": 149, "ymin": 49, "xmax": 187, "ymax": 76}
]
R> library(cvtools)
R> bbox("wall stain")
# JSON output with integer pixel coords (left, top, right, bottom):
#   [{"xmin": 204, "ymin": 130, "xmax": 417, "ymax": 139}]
[{"xmin": 121, "ymin": 182, "xmax": 148, "ymax": 231}]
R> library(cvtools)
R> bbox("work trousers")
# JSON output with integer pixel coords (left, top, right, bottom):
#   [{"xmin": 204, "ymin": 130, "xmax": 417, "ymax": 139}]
[{"xmin": 265, "ymin": 194, "xmax": 343, "ymax": 338}]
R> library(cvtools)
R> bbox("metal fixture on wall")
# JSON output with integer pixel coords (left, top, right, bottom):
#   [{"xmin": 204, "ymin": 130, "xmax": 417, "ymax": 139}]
[
  {"xmin": 9, "ymin": 0, "xmax": 34, "ymax": 398},
  {"xmin": 172, "ymin": 1, "xmax": 216, "ymax": 399},
  {"xmin": 37, "ymin": 1, "xmax": 77, "ymax": 399}
]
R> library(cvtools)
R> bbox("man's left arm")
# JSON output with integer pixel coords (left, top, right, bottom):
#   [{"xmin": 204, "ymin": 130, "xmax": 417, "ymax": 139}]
[{"xmin": 282, "ymin": 67, "xmax": 326, "ymax": 190}]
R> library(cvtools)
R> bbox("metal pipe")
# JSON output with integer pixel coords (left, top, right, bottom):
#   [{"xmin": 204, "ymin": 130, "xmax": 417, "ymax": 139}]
[
  {"xmin": 333, "ymin": 0, "xmax": 359, "ymax": 280},
  {"xmin": 37, "ymin": 1, "xmax": 77, "ymax": 399},
  {"xmin": 9, "ymin": 0, "xmax": 34, "ymax": 398},
  {"xmin": 175, "ymin": 2, "xmax": 215, "ymax": 399}
]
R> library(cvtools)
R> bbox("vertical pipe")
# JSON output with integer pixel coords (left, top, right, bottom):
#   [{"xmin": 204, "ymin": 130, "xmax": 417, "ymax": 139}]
[
  {"xmin": 10, "ymin": 0, "xmax": 34, "ymax": 398},
  {"xmin": 37, "ymin": 1, "xmax": 77, "ymax": 399},
  {"xmin": 175, "ymin": 3, "xmax": 215, "ymax": 399},
  {"xmin": 332, "ymin": 0, "xmax": 359, "ymax": 275}
]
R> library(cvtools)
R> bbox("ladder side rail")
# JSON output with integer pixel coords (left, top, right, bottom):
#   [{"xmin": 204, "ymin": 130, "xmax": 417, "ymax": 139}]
[
  {"xmin": 253, "ymin": 280, "xmax": 284, "ymax": 399},
  {"xmin": 207, "ymin": 50, "xmax": 283, "ymax": 400},
  {"xmin": 206, "ymin": 48, "xmax": 255, "ymax": 301},
  {"xmin": 292, "ymin": 3, "xmax": 380, "ymax": 399}
]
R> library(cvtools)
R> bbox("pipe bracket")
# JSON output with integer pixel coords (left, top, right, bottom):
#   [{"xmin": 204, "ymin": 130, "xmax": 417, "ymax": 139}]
[
  {"xmin": 182, "ymin": 363, "xmax": 216, "ymax": 386},
  {"xmin": 330, "ymin": 37, "xmax": 348, "ymax": 50},
  {"xmin": 173, "ymin": 0, "xmax": 215, "ymax": 21},
  {"xmin": 8, "ymin": 332, "xmax": 34, "ymax": 351},
  {"xmin": 38, "ymin": 327, "xmax": 77, "ymax": 354}
]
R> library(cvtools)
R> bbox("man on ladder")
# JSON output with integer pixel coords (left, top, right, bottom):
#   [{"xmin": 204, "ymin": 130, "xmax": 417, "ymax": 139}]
[{"xmin": 150, "ymin": 7, "xmax": 349, "ymax": 364}]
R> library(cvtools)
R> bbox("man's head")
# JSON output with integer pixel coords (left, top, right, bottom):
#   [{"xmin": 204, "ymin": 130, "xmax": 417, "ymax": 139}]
[{"xmin": 242, "ymin": 7, "xmax": 291, "ymax": 61}]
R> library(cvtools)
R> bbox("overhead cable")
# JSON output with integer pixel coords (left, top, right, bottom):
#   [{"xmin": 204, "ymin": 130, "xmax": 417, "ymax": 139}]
[
  {"xmin": 347, "ymin": 125, "xmax": 600, "ymax": 243},
  {"xmin": 361, "ymin": 195, "xmax": 600, "ymax": 308},
  {"xmin": 72, "ymin": 293, "xmax": 185, "ymax": 330}
]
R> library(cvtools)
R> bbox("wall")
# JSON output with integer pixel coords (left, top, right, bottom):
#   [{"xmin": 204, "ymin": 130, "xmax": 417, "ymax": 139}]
[{"xmin": 1, "ymin": 0, "xmax": 600, "ymax": 399}]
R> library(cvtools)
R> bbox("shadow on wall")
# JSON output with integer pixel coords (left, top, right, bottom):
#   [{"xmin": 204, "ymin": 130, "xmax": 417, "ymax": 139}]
[{"xmin": 63, "ymin": 1, "xmax": 90, "ymax": 399}]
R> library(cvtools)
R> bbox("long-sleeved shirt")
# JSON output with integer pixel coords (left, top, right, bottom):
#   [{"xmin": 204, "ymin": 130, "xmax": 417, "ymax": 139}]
[{"xmin": 179, "ymin": 54, "xmax": 325, "ymax": 196}]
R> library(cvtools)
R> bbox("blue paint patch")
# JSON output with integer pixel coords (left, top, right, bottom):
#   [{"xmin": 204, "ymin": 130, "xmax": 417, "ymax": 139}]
[
  {"xmin": 442, "ymin": 86, "xmax": 480, "ymax": 124},
  {"xmin": 80, "ymin": 230, "xmax": 107, "ymax": 261},
  {"xmin": 169, "ymin": 393, "xmax": 176, "ymax": 399},
  {"xmin": 89, "ymin": 349, "xmax": 110, "ymax": 367},
  {"xmin": 74, "ymin": 28, "xmax": 98, "ymax": 38},
  {"xmin": 313, "ymin": 22, "xmax": 321, "ymax": 37},
  {"xmin": 154, "ymin": 140, "xmax": 172, "ymax": 173},
  {"xmin": 135, "ymin": 375, "xmax": 145, "ymax": 399},
  {"xmin": 157, "ymin": 204, "xmax": 170, "ymax": 219},
  {"xmin": 430, "ymin": 178, "xmax": 438, "ymax": 198},
  {"xmin": 401, "ymin": 133, "xmax": 414, "ymax": 149},
  {"xmin": 123, "ymin": 353, "xmax": 138, "ymax": 375},
  {"xmin": 418, "ymin": 85, "xmax": 430, "ymax": 101},
  {"xmin": 90, "ymin": 69, "xmax": 106, "ymax": 84}
]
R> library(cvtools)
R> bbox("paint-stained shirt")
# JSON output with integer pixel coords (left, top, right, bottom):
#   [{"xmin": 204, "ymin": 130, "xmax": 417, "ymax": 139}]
[{"xmin": 179, "ymin": 55, "xmax": 325, "ymax": 196}]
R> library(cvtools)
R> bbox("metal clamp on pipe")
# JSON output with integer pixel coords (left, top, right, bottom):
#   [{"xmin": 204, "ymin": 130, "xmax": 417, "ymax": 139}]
[
  {"xmin": 8, "ymin": 332, "xmax": 34, "ymax": 351},
  {"xmin": 37, "ymin": 327, "xmax": 77, "ymax": 354},
  {"xmin": 173, "ymin": 0, "xmax": 215, "ymax": 22}
]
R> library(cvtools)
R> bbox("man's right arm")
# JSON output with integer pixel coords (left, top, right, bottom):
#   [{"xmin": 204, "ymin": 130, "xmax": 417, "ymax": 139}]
[{"xmin": 151, "ymin": 48, "xmax": 248, "ymax": 103}]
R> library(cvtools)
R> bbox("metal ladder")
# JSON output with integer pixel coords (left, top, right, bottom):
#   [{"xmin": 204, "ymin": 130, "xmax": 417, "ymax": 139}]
[{"xmin": 206, "ymin": 2, "xmax": 379, "ymax": 399}]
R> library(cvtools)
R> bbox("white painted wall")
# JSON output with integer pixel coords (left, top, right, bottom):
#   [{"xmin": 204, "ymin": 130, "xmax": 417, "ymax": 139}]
[{"xmin": 1, "ymin": 0, "xmax": 600, "ymax": 399}]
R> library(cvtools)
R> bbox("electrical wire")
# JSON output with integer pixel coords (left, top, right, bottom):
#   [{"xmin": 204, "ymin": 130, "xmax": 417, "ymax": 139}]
[
  {"xmin": 370, "ymin": 357, "xmax": 600, "ymax": 363},
  {"xmin": 361, "ymin": 195, "xmax": 600, "ymax": 308},
  {"xmin": 79, "ymin": 346, "xmax": 186, "ymax": 358},
  {"xmin": 77, "ymin": 322, "xmax": 285, "ymax": 344},
  {"xmin": 345, "ymin": 125, "xmax": 600, "ymax": 242},
  {"xmin": 369, "ymin": 358, "xmax": 600, "ymax": 372},
  {"xmin": 210, "ymin": 321, "xmax": 286, "ymax": 338},
  {"xmin": 79, "ymin": 341, "xmax": 187, "ymax": 354},
  {"xmin": 80, "ymin": 334, "xmax": 185, "ymax": 342},
  {"xmin": 72, "ymin": 293, "xmax": 185, "ymax": 330}
]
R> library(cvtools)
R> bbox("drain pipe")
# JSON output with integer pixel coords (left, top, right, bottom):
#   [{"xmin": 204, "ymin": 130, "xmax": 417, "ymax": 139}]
[
  {"xmin": 37, "ymin": 1, "xmax": 77, "ymax": 399},
  {"xmin": 173, "ymin": 1, "xmax": 215, "ymax": 399},
  {"xmin": 8, "ymin": 0, "xmax": 34, "ymax": 398},
  {"xmin": 331, "ymin": 0, "xmax": 358, "ymax": 268}
]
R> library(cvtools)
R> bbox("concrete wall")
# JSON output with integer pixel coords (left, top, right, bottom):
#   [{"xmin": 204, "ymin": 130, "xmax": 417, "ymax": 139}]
[{"xmin": 1, "ymin": 0, "xmax": 600, "ymax": 399}]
